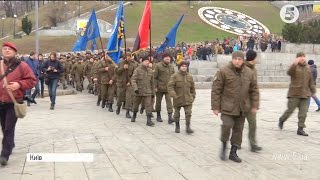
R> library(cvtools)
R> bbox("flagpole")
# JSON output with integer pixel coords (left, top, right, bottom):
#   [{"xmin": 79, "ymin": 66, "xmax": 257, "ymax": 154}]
[{"xmin": 149, "ymin": 5, "xmax": 152, "ymax": 61}]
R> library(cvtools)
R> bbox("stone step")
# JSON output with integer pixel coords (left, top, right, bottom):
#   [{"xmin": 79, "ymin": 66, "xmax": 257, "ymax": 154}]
[
  {"xmin": 195, "ymin": 82, "xmax": 320, "ymax": 89},
  {"xmin": 192, "ymin": 75, "xmax": 213, "ymax": 82},
  {"xmin": 216, "ymin": 53, "xmax": 320, "ymax": 64},
  {"xmin": 189, "ymin": 68, "xmax": 218, "ymax": 76},
  {"xmin": 189, "ymin": 61, "xmax": 218, "ymax": 68},
  {"xmin": 256, "ymin": 70, "xmax": 287, "ymax": 76},
  {"xmin": 192, "ymin": 74, "xmax": 320, "ymax": 83}
]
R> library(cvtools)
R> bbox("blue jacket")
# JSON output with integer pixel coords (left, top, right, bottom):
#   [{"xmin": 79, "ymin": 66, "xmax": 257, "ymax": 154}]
[
  {"xmin": 310, "ymin": 64, "xmax": 318, "ymax": 85},
  {"xmin": 42, "ymin": 59, "xmax": 64, "ymax": 79},
  {"xmin": 25, "ymin": 56, "xmax": 40, "ymax": 78}
]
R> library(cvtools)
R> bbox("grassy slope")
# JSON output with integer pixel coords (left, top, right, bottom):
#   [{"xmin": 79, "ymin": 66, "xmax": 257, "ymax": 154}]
[
  {"xmin": 99, "ymin": 1, "xmax": 284, "ymax": 44},
  {"xmin": 1, "ymin": 1, "xmax": 106, "ymax": 37},
  {"xmin": 0, "ymin": 1, "xmax": 284, "ymax": 54}
]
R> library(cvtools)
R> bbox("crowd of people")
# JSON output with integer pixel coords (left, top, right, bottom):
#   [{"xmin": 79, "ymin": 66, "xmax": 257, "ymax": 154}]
[
  {"xmin": 0, "ymin": 40, "xmax": 318, "ymax": 167},
  {"xmin": 158, "ymin": 33, "xmax": 284, "ymax": 62}
]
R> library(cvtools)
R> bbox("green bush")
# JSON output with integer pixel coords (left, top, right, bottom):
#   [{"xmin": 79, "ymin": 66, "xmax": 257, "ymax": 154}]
[
  {"xmin": 282, "ymin": 20, "xmax": 320, "ymax": 44},
  {"xmin": 22, "ymin": 15, "xmax": 32, "ymax": 35}
]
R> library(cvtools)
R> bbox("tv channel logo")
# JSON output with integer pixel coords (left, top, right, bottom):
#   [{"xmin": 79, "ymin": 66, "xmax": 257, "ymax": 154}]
[{"xmin": 280, "ymin": 5, "xmax": 300, "ymax": 23}]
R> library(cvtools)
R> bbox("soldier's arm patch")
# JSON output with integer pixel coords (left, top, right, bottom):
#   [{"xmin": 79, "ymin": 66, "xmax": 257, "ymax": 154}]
[{"xmin": 213, "ymin": 71, "xmax": 220, "ymax": 82}]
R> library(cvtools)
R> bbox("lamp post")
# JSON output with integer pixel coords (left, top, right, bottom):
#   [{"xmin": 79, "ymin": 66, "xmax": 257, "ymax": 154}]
[
  {"xmin": 1, "ymin": 17, "xmax": 5, "ymax": 38},
  {"xmin": 78, "ymin": 0, "xmax": 80, "ymax": 17},
  {"xmin": 13, "ymin": 14, "xmax": 17, "ymax": 38}
]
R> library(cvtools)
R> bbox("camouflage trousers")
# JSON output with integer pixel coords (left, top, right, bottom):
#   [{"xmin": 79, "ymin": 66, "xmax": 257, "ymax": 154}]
[
  {"xmin": 220, "ymin": 114, "xmax": 245, "ymax": 149},
  {"xmin": 279, "ymin": 97, "xmax": 308, "ymax": 128}
]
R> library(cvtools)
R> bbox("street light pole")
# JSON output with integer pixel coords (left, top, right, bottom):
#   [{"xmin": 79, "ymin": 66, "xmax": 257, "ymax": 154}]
[
  {"xmin": 78, "ymin": 0, "xmax": 81, "ymax": 17},
  {"xmin": 1, "ymin": 17, "xmax": 5, "ymax": 38},
  {"xmin": 35, "ymin": 0, "xmax": 39, "ymax": 55},
  {"xmin": 13, "ymin": 14, "xmax": 17, "ymax": 38}
]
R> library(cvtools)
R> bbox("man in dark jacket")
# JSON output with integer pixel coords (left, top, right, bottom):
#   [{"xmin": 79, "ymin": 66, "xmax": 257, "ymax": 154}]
[
  {"xmin": 0, "ymin": 42, "xmax": 37, "ymax": 166},
  {"xmin": 244, "ymin": 50, "xmax": 262, "ymax": 152},
  {"xmin": 307, "ymin": 59, "xmax": 320, "ymax": 111},
  {"xmin": 154, "ymin": 53, "xmax": 175, "ymax": 123},
  {"xmin": 278, "ymin": 52, "xmax": 316, "ymax": 136},
  {"xmin": 211, "ymin": 51, "xmax": 259, "ymax": 163},
  {"xmin": 25, "ymin": 51, "xmax": 40, "ymax": 106},
  {"xmin": 131, "ymin": 55, "xmax": 155, "ymax": 126},
  {"xmin": 168, "ymin": 61, "xmax": 196, "ymax": 134}
]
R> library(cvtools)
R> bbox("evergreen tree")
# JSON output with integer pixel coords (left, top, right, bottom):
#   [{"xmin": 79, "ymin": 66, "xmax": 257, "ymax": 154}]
[{"xmin": 22, "ymin": 15, "xmax": 32, "ymax": 35}]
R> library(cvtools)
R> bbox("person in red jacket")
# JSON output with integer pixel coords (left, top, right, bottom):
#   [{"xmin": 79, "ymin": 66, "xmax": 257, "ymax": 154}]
[{"xmin": 0, "ymin": 42, "xmax": 37, "ymax": 166}]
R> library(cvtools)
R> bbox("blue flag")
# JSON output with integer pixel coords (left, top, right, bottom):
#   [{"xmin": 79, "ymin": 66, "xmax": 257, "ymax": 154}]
[
  {"xmin": 106, "ymin": 2, "xmax": 125, "ymax": 64},
  {"xmin": 157, "ymin": 14, "xmax": 184, "ymax": 53},
  {"xmin": 72, "ymin": 9, "xmax": 101, "ymax": 52},
  {"xmin": 91, "ymin": 39, "xmax": 97, "ymax": 51}
]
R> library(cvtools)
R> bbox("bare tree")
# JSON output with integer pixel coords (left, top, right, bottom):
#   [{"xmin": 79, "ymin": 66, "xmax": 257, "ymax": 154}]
[
  {"xmin": 4, "ymin": 1, "xmax": 14, "ymax": 18},
  {"xmin": 46, "ymin": 4, "xmax": 69, "ymax": 27}
]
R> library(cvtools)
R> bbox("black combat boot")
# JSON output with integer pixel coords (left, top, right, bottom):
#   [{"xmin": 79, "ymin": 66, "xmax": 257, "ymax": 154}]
[
  {"xmin": 229, "ymin": 145, "xmax": 242, "ymax": 163},
  {"xmin": 122, "ymin": 102, "xmax": 126, "ymax": 109},
  {"xmin": 131, "ymin": 112, "xmax": 137, "ymax": 122},
  {"xmin": 156, "ymin": 112, "xmax": 163, "ymax": 122},
  {"xmin": 96, "ymin": 97, "xmax": 101, "ymax": 106},
  {"xmin": 140, "ymin": 107, "xmax": 144, "ymax": 114},
  {"xmin": 146, "ymin": 114, "xmax": 155, "ymax": 126},
  {"xmin": 175, "ymin": 121, "xmax": 180, "ymax": 133},
  {"xmin": 168, "ymin": 113, "xmax": 174, "ymax": 124},
  {"xmin": 50, "ymin": 103, "xmax": 55, "ymax": 110},
  {"xmin": 0, "ymin": 156, "xmax": 8, "ymax": 166},
  {"xmin": 251, "ymin": 144, "xmax": 262, "ymax": 152},
  {"xmin": 101, "ymin": 100, "xmax": 106, "ymax": 108},
  {"xmin": 186, "ymin": 122, "xmax": 194, "ymax": 134},
  {"xmin": 108, "ymin": 103, "xmax": 114, "ymax": 112},
  {"xmin": 220, "ymin": 142, "xmax": 227, "ymax": 161},
  {"xmin": 116, "ymin": 105, "xmax": 121, "ymax": 115},
  {"xmin": 297, "ymin": 127, "xmax": 308, "ymax": 136},
  {"xmin": 278, "ymin": 119, "xmax": 284, "ymax": 129},
  {"xmin": 126, "ymin": 109, "xmax": 132, "ymax": 118}
]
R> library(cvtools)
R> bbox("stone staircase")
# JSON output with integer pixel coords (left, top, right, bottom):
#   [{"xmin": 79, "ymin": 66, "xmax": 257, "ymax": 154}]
[{"xmin": 190, "ymin": 52, "xmax": 320, "ymax": 89}]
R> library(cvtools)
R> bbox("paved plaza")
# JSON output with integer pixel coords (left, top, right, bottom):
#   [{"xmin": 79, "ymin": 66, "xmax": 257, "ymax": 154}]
[{"xmin": 0, "ymin": 88, "xmax": 320, "ymax": 180}]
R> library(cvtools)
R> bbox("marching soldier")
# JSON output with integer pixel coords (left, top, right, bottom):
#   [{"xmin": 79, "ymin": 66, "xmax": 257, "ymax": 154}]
[
  {"xmin": 115, "ymin": 52, "xmax": 138, "ymax": 118},
  {"xmin": 154, "ymin": 52, "xmax": 175, "ymax": 123},
  {"xmin": 131, "ymin": 55, "xmax": 155, "ymax": 126},
  {"xmin": 278, "ymin": 52, "xmax": 316, "ymax": 136},
  {"xmin": 71, "ymin": 57, "xmax": 85, "ymax": 92},
  {"xmin": 70, "ymin": 58, "xmax": 76, "ymax": 88},
  {"xmin": 211, "ymin": 51, "xmax": 259, "ymax": 163},
  {"xmin": 168, "ymin": 61, "xmax": 196, "ymax": 134},
  {"xmin": 92, "ymin": 55, "xmax": 103, "ymax": 105},
  {"xmin": 59, "ymin": 56, "xmax": 68, "ymax": 89},
  {"xmin": 244, "ymin": 50, "xmax": 262, "ymax": 152},
  {"xmin": 94, "ymin": 55, "xmax": 117, "ymax": 112},
  {"xmin": 84, "ymin": 57, "xmax": 94, "ymax": 94},
  {"xmin": 64, "ymin": 57, "xmax": 72, "ymax": 86}
]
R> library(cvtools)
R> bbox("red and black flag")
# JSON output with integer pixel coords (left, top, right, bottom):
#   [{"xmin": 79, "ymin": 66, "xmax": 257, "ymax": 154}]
[{"xmin": 132, "ymin": 0, "xmax": 151, "ymax": 52}]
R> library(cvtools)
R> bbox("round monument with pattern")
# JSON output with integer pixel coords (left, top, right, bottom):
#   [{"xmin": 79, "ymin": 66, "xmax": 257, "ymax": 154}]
[{"xmin": 198, "ymin": 7, "xmax": 270, "ymax": 36}]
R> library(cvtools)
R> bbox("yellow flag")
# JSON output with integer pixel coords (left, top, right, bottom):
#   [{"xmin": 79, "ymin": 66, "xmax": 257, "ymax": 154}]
[{"xmin": 313, "ymin": 4, "xmax": 320, "ymax": 13}]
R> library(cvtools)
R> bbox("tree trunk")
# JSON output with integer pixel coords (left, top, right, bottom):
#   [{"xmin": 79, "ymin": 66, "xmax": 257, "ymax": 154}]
[
  {"xmin": 4, "ymin": 1, "xmax": 14, "ymax": 18},
  {"xmin": 26, "ymin": 1, "xmax": 29, "ymax": 12}
]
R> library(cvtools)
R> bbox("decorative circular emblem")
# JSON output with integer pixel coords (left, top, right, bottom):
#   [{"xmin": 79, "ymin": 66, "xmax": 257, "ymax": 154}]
[
  {"xmin": 86, "ymin": 23, "xmax": 94, "ymax": 38},
  {"xmin": 198, "ymin": 7, "xmax": 270, "ymax": 36}
]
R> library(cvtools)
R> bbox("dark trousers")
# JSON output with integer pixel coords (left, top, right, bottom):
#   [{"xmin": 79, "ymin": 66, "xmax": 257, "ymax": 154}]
[
  {"xmin": 220, "ymin": 114, "xmax": 245, "ymax": 148},
  {"xmin": 26, "ymin": 78, "xmax": 40, "ymax": 99},
  {"xmin": 0, "ymin": 103, "xmax": 17, "ymax": 160},
  {"xmin": 48, "ymin": 78, "xmax": 59, "ymax": 105},
  {"xmin": 39, "ymin": 77, "xmax": 45, "ymax": 97}
]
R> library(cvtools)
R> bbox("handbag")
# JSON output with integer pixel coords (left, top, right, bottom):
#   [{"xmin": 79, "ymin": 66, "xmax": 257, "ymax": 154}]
[{"xmin": 0, "ymin": 60, "xmax": 27, "ymax": 118}]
